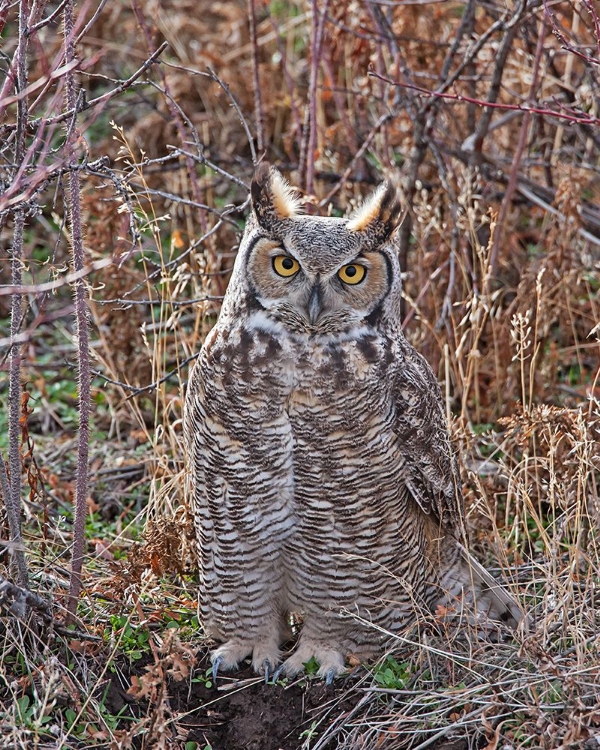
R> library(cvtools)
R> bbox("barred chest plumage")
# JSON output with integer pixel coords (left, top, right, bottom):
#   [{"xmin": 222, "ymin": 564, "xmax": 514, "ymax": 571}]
[
  {"xmin": 201, "ymin": 313, "xmax": 401, "ymax": 479},
  {"xmin": 184, "ymin": 164, "xmax": 524, "ymax": 683},
  {"xmin": 196, "ymin": 311, "xmax": 432, "ymax": 630}
]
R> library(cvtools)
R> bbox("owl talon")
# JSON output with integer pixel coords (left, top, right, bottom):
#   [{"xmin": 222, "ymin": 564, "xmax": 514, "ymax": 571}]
[
  {"xmin": 272, "ymin": 664, "xmax": 285, "ymax": 683},
  {"xmin": 264, "ymin": 661, "xmax": 271, "ymax": 683},
  {"xmin": 325, "ymin": 668, "xmax": 336, "ymax": 686},
  {"xmin": 211, "ymin": 655, "xmax": 223, "ymax": 683}
]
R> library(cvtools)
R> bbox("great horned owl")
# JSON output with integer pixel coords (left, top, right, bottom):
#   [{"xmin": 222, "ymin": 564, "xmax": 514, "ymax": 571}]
[{"xmin": 184, "ymin": 165, "xmax": 523, "ymax": 682}]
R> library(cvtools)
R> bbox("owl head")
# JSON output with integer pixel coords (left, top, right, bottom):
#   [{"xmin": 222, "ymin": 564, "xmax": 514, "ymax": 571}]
[{"xmin": 226, "ymin": 164, "xmax": 403, "ymax": 335}]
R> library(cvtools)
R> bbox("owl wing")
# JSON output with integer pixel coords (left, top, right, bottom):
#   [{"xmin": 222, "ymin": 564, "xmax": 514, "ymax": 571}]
[
  {"xmin": 390, "ymin": 343, "xmax": 527, "ymax": 627},
  {"xmin": 391, "ymin": 342, "xmax": 465, "ymax": 536}
]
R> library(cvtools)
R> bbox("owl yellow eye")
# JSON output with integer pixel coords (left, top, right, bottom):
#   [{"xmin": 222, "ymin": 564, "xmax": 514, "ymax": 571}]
[
  {"xmin": 338, "ymin": 263, "xmax": 366, "ymax": 285},
  {"xmin": 273, "ymin": 255, "xmax": 300, "ymax": 277}
]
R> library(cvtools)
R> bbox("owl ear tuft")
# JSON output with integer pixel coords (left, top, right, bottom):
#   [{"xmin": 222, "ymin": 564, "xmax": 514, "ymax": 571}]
[
  {"xmin": 251, "ymin": 163, "xmax": 303, "ymax": 229},
  {"xmin": 347, "ymin": 181, "xmax": 402, "ymax": 241}
]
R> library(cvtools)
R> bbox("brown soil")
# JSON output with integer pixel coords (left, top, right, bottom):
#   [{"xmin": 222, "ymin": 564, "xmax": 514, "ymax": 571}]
[
  {"xmin": 172, "ymin": 652, "xmax": 359, "ymax": 750},
  {"xmin": 103, "ymin": 648, "xmax": 472, "ymax": 750}
]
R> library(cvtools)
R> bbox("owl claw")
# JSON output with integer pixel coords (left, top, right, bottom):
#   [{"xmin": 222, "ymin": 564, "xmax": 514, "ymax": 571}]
[
  {"xmin": 271, "ymin": 664, "xmax": 285, "ymax": 683},
  {"xmin": 263, "ymin": 658, "xmax": 281, "ymax": 681},
  {"xmin": 325, "ymin": 668, "xmax": 336, "ymax": 686},
  {"xmin": 211, "ymin": 655, "xmax": 223, "ymax": 683}
]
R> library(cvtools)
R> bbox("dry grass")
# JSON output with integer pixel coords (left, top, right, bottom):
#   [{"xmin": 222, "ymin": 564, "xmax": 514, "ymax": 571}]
[{"xmin": 1, "ymin": 1, "xmax": 600, "ymax": 748}]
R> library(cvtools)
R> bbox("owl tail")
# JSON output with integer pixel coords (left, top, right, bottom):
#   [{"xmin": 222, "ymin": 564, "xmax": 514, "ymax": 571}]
[{"xmin": 438, "ymin": 540, "xmax": 527, "ymax": 630}]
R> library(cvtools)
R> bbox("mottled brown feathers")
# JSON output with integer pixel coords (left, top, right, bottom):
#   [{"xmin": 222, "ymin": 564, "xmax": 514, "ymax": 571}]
[{"xmin": 184, "ymin": 167, "xmax": 525, "ymax": 683}]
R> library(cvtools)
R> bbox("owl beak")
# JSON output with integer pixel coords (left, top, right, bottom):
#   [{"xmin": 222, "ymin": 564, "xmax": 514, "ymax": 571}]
[{"xmin": 307, "ymin": 283, "xmax": 322, "ymax": 324}]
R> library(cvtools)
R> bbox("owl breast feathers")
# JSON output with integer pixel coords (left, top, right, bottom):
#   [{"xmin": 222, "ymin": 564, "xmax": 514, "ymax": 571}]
[{"xmin": 184, "ymin": 164, "xmax": 524, "ymax": 682}]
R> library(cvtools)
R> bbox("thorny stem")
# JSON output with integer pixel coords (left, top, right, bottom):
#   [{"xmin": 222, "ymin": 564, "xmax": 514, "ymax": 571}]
[
  {"xmin": 0, "ymin": 458, "xmax": 28, "ymax": 591},
  {"xmin": 63, "ymin": 0, "xmax": 91, "ymax": 622},
  {"xmin": 6, "ymin": 0, "xmax": 30, "ymax": 589},
  {"xmin": 6, "ymin": 216, "xmax": 28, "ymax": 590}
]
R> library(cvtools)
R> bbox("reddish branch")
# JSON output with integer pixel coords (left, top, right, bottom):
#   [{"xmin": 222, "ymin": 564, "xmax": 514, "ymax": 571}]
[
  {"xmin": 543, "ymin": 0, "xmax": 600, "ymax": 66},
  {"xmin": 369, "ymin": 72, "xmax": 600, "ymax": 127}
]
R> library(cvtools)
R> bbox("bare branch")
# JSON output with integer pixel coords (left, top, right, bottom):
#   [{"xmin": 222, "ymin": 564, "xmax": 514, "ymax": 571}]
[
  {"xmin": 303, "ymin": 0, "xmax": 331, "ymax": 195},
  {"xmin": 0, "ymin": 258, "xmax": 113, "ymax": 299},
  {"xmin": 489, "ymin": 16, "xmax": 548, "ymax": 282},
  {"xmin": 0, "ymin": 60, "xmax": 79, "ymax": 111},
  {"xmin": 247, "ymin": 0, "xmax": 265, "ymax": 154}
]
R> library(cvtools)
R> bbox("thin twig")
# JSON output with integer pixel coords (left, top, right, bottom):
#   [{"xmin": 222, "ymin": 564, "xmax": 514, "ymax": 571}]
[
  {"xmin": 247, "ymin": 0, "xmax": 265, "ymax": 154},
  {"xmin": 411, "ymin": 706, "xmax": 489, "ymax": 750},
  {"xmin": 489, "ymin": 15, "xmax": 547, "ymax": 283},
  {"xmin": 131, "ymin": 0, "xmax": 206, "ymax": 232},
  {"xmin": 91, "ymin": 352, "xmax": 200, "ymax": 399},
  {"xmin": 205, "ymin": 67, "xmax": 257, "ymax": 165},
  {"xmin": 304, "ymin": 0, "xmax": 330, "ymax": 195},
  {"xmin": 29, "ymin": 0, "xmax": 67, "ymax": 33},
  {"xmin": 317, "ymin": 113, "xmax": 392, "ymax": 207}
]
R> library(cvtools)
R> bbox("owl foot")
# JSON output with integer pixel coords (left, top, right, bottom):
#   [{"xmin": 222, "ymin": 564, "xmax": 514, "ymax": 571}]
[
  {"xmin": 210, "ymin": 637, "xmax": 282, "ymax": 681},
  {"xmin": 276, "ymin": 641, "xmax": 346, "ymax": 681},
  {"xmin": 251, "ymin": 639, "xmax": 282, "ymax": 677},
  {"xmin": 210, "ymin": 642, "xmax": 252, "ymax": 681}
]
